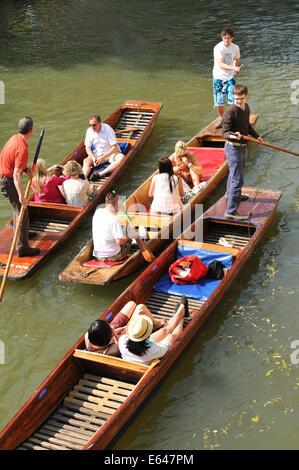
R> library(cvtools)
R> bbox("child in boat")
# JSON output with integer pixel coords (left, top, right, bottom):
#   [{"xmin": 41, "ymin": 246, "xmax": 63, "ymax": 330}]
[
  {"xmin": 85, "ymin": 301, "xmax": 166, "ymax": 357},
  {"xmin": 60, "ymin": 160, "xmax": 94, "ymax": 206},
  {"xmin": 118, "ymin": 296, "xmax": 189, "ymax": 365},
  {"xmin": 172, "ymin": 141, "xmax": 203, "ymax": 189},
  {"xmin": 149, "ymin": 156, "xmax": 184, "ymax": 215},
  {"xmin": 32, "ymin": 159, "xmax": 70, "ymax": 204}
]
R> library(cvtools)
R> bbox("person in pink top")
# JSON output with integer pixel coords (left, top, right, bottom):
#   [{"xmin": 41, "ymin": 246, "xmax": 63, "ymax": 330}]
[{"xmin": 32, "ymin": 159, "xmax": 70, "ymax": 203}]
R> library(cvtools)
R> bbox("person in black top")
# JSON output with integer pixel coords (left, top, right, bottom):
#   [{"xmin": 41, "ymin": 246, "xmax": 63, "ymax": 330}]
[{"xmin": 222, "ymin": 84, "xmax": 263, "ymax": 220}]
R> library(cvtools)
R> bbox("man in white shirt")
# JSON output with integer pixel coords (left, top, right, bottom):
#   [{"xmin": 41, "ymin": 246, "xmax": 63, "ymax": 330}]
[
  {"xmin": 92, "ymin": 192, "xmax": 134, "ymax": 262},
  {"xmin": 212, "ymin": 28, "xmax": 241, "ymax": 127},
  {"xmin": 83, "ymin": 114, "xmax": 125, "ymax": 180}
]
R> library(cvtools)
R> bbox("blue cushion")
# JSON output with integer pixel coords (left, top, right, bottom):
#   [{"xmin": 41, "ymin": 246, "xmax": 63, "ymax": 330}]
[
  {"xmin": 153, "ymin": 245, "xmax": 234, "ymax": 301},
  {"xmin": 89, "ymin": 162, "xmax": 110, "ymax": 176},
  {"xmin": 118, "ymin": 141, "xmax": 130, "ymax": 155}
]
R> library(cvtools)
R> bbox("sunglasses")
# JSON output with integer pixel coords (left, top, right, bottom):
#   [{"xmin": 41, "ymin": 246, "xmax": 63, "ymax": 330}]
[{"xmin": 90, "ymin": 123, "xmax": 97, "ymax": 127}]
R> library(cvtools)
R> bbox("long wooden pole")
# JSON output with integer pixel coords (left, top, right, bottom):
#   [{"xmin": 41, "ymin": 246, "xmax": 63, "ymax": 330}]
[
  {"xmin": 230, "ymin": 133, "xmax": 299, "ymax": 156},
  {"xmin": 0, "ymin": 129, "xmax": 45, "ymax": 302},
  {"xmin": 115, "ymin": 127, "xmax": 138, "ymax": 134},
  {"xmin": 121, "ymin": 206, "xmax": 155, "ymax": 263}
]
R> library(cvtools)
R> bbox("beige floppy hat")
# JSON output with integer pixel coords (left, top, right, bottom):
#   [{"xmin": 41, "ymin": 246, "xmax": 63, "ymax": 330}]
[{"xmin": 127, "ymin": 315, "xmax": 153, "ymax": 342}]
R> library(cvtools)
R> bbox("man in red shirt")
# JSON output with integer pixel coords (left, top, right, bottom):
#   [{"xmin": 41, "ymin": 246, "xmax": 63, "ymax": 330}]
[{"xmin": 0, "ymin": 117, "xmax": 40, "ymax": 257}]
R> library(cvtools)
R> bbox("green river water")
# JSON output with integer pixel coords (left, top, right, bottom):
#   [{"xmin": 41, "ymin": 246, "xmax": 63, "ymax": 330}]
[{"xmin": 0, "ymin": 0, "xmax": 298, "ymax": 450}]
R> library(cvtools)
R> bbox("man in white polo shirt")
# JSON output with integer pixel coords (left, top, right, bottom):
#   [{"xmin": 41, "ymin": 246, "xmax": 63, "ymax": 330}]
[
  {"xmin": 92, "ymin": 192, "xmax": 134, "ymax": 262},
  {"xmin": 82, "ymin": 114, "xmax": 124, "ymax": 180}
]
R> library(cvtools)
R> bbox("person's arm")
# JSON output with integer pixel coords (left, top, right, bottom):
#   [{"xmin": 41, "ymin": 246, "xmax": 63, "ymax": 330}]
[
  {"xmin": 58, "ymin": 184, "xmax": 66, "ymax": 199},
  {"xmin": 85, "ymin": 146, "xmax": 96, "ymax": 162},
  {"xmin": 148, "ymin": 175, "xmax": 157, "ymax": 198},
  {"xmin": 13, "ymin": 168, "xmax": 27, "ymax": 208},
  {"xmin": 114, "ymin": 216, "xmax": 136, "ymax": 245},
  {"xmin": 222, "ymin": 108, "xmax": 234, "ymax": 140},
  {"xmin": 189, "ymin": 152, "xmax": 203, "ymax": 175},
  {"xmin": 248, "ymin": 122, "xmax": 261, "ymax": 141},
  {"xmin": 115, "ymin": 236, "xmax": 130, "ymax": 245},
  {"xmin": 98, "ymin": 143, "xmax": 119, "ymax": 163},
  {"xmin": 178, "ymin": 177, "xmax": 184, "ymax": 197},
  {"xmin": 84, "ymin": 180, "xmax": 94, "ymax": 195},
  {"xmin": 217, "ymin": 57, "xmax": 240, "ymax": 73}
]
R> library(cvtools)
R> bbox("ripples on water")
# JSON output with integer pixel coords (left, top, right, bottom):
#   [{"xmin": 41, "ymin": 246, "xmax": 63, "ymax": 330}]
[{"xmin": 0, "ymin": 0, "xmax": 298, "ymax": 450}]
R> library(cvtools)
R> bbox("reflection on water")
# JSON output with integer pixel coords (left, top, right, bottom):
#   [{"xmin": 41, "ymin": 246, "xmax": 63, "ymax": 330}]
[{"xmin": 0, "ymin": 0, "xmax": 298, "ymax": 450}]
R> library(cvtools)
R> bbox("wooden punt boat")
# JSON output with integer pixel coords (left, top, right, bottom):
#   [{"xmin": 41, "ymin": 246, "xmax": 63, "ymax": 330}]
[
  {"xmin": 0, "ymin": 101, "xmax": 163, "ymax": 281},
  {"xmin": 0, "ymin": 186, "xmax": 281, "ymax": 450},
  {"xmin": 59, "ymin": 114, "xmax": 259, "ymax": 285}
]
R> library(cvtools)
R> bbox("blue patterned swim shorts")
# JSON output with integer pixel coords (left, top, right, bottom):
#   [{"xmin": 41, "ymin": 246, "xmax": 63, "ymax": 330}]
[{"xmin": 213, "ymin": 77, "xmax": 236, "ymax": 106}]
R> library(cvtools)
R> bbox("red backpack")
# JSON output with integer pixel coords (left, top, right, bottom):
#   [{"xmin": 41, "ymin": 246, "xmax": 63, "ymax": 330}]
[{"xmin": 169, "ymin": 255, "xmax": 209, "ymax": 285}]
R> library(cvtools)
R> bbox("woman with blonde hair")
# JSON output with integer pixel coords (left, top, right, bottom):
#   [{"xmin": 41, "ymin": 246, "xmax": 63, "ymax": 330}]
[
  {"xmin": 60, "ymin": 160, "xmax": 94, "ymax": 206},
  {"xmin": 32, "ymin": 159, "xmax": 69, "ymax": 203},
  {"xmin": 173, "ymin": 140, "xmax": 203, "ymax": 189}
]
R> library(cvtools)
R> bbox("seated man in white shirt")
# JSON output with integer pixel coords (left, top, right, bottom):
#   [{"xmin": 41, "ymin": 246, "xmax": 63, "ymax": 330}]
[
  {"xmin": 83, "ymin": 114, "xmax": 125, "ymax": 180},
  {"xmin": 92, "ymin": 192, "xmax": 134, "ymax": 262}
]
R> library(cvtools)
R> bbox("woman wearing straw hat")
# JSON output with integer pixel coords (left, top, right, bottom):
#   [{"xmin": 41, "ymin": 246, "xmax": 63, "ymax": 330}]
[{"xmin": 118, "ymin": 296, "xmax": 189, "ymax": 365}]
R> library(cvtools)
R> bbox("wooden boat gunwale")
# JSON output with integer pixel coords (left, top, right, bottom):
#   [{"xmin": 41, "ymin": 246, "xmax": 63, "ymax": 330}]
[{"xmin": 0, "ymin": 186, "xmax": 281, "ymax": 450}]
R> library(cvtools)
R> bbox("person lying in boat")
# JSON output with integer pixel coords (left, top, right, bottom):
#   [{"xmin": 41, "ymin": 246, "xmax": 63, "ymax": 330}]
[
  {"xmin": 118, "ymin": 295, "xmax": 189, "ymax": 365},
  {"xmin": 92, "ymin": 191, "xmax": 135, "ymax": 262},
  {"xmin": 59, "ymin": 160, "xmax": 94, "ymax": 206},
  {"xmin": 83, "ymin": 113, "xmax": 125, "ymax": 181},
  {"xmin": 85, "ymin": 301, "xmax": 166, "ymax": 357},
  {"xmin": 32, "ymin": 159, "xmax": 70, "ymax": 204},
  {"xmin": 172, "ymin": 141, "xmax": 203, "ymax": 191},
  {"xmin": 149, "ymin": 156, "xmax": 184, "ymax": 215}
]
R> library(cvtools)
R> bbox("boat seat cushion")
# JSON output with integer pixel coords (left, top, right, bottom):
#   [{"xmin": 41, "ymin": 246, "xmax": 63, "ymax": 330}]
[
  {"xmin": 90, "ymin": 141, "xmax": 130, "ymax": 155},
  {"xmin": 83, "ymin": 258, "xmax": 128, "ymax": 268},
  {"xmin": 117, "ymin": 141, "xmax": 130, "ymax": 155},
  {"xmin": 88, "ymin": 142, "xmax": 130, "ymax": 177},
  {"xmin": 153, "ymin": 244, "xmax": 234, "ymax": 301},
  {"xmin": 188, "ymin": 147, "xmax": 226, "ymax": 182}
]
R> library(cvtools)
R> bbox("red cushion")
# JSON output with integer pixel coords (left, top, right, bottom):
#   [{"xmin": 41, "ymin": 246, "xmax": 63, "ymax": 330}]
[
  {"xmin": 188, "ymin": 147, "xmax": 226, "ymax": 181},
  {"xmin": 83, "ymin": 259, "xmax": 125, "ymax": 268}
]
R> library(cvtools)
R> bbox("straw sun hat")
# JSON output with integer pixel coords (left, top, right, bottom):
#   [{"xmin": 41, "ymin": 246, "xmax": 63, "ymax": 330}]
[{"xmin": 127, "ymin": 315, "xmax": 153, "ymax": 342}]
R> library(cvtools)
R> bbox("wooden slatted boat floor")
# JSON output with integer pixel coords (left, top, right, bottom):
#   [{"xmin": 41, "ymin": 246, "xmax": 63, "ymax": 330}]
[
  {"xmin": 29, "ymin": 218, "xmax": 71, "ymax": 234},
  {"xmin": 114, "ymin": 109, "xmax": 155, "ymax": 139},
  {"xmin": 17, "ymin": 290, "xmax": 192, "ymax": 451},
  {"xmin": 18, "ymin": 373, "xmax": 136, "ymax": 450},
  {"xmin": 204, "ymin": 222, "xmax": 255, "ymax": 249},
  {"xmin": 146, "ymin": 292, "xmax": 203, "ymax": 324}
]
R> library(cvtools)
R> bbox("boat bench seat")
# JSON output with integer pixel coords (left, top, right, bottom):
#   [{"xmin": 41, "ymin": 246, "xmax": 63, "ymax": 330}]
[
  {"xmin": 179, "ymin": 240, "xmax": 240, "ymax": 256},
  {"xmin": 73, "ymin": 349, "xmax": 149, "ymax": 375},
  {"xmin": 118, "ymin": 212, "xmax": 173, "ymax": 229}
]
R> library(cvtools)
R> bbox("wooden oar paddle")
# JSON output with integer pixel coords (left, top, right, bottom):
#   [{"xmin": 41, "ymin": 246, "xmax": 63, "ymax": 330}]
[
  {"xmin": 229, "ymin": 133, "xmax": 299, "ymax": 156},
  {"xmin": 115, "ymin": 127, "xmax": 138, "ymax": 134},
  {"xmin": 0, "ymin": 129, "xmax": 45, "ymax": 302},
  {"xmin": 121, "ymin": 206, "xmax": 155, "ymax": 263}
]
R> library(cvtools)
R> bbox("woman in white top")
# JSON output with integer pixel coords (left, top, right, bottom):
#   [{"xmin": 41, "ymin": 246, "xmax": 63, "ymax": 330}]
[
  {"xmin": 60, "ymin": 160, "xmax": 94, "ymax": 206},
  {"xmin": 149, "ymin": 156, "xmax": 184, "ymax": 215}
]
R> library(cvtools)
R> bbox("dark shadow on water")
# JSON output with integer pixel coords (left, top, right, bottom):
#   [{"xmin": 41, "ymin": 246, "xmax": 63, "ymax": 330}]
[{"xmin": 0, "ymin": 0, "xmax": 297, "ymax": 70}]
